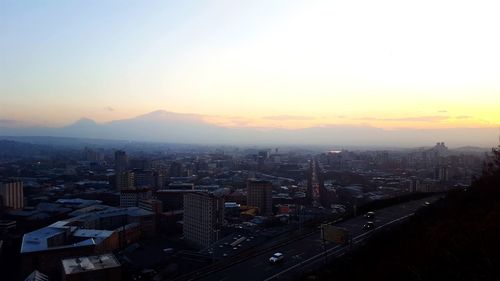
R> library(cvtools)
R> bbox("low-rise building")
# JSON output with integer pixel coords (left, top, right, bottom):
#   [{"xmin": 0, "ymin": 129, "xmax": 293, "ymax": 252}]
[
  {"xmin": 61, "ymin": 253, "xmax": 121, "ymax": 281},
  {"xmin": 20, "ymin": 207, "xmax": 154, "ymax": 274}
]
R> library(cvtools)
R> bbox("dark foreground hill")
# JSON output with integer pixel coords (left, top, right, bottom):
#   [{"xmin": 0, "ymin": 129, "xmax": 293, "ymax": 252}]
[{"xmin": 302, "ymin": 149, "xmax": 500, "ymax": 281}]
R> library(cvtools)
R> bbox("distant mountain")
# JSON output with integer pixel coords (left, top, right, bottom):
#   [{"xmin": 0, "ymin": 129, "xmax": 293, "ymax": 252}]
[{"xmin": 0, "ymin": 110, "xmax": 497, "ymax": 148}]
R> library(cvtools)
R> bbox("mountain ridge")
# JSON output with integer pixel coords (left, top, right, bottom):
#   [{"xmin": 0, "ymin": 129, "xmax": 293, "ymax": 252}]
[{"xmin": 0, "ymin": 110, "xmax": 497, "ymax": 147}]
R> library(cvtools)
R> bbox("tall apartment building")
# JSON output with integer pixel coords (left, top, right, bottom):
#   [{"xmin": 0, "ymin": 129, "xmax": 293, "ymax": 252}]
[
  {"xmin": 183, "ymin": 192, "xmax": 224, "ymax": 249},
  {"xmin": 169, "ymin": 161, "xmax": 183, "ymax": 177},
  {"xmin": 83, "ymin": 147, "xmax": 104, "ymax": 162},
  {"xmin": 114, "ymin": 150, "xmax": 128, "ymax": 172},
  {"xmin": 247, "ymin": 179, "xmax": 273, "ymax": 216},
  {"xmin": 409, "ymin": 176, "xmax": 420, "ymax": 193},
  {"xmin": 114, "ymin": 150, "xmax": 128, "ymax": 190},
  {"xmin": 0, "ymin": 180, "xmax": 24, "ymax": 209},
  {"xmin": 435, "ymin": 166, "xmax": 449, "ymax": 182}
]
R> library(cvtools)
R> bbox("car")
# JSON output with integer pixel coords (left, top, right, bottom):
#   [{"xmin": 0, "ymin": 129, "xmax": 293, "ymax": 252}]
[
  {"xmin": 363, "ymin": 221, "xmax": 375, "ymax": 230},
  {"xmin": 269, "ymin": 252, "xmax": 284, "ymax": 263},
  {"xmin": 364, "ymin": 211, "xmax": 375, "ymax": 219},
  {"xmin": 162, "ymin": 248, "xmax": 174, "ymax": 254}
]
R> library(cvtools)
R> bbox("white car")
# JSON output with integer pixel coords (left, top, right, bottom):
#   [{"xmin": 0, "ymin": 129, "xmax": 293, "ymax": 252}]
[{"xmin": 269, "ymin": 252, "xmax": 284, "ymax": 263}]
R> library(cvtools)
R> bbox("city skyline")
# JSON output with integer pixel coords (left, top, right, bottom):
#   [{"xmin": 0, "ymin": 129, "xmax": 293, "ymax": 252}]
[
  {"xmin": 1, "ymin": 0, "xmax": 500, "ymax": 131},
  {"xmin": 2, "ymin": 2, "xmax": 500, "ymax": 281}
]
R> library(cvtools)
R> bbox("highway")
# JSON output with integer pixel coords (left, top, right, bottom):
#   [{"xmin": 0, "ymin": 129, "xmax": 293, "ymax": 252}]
[{"xmin": 189, "ymin": 196, "xmax": 438, "ymax": 281}]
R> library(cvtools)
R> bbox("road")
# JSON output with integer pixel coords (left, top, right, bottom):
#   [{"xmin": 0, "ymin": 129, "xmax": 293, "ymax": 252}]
[{"xmin": 194, "ymin": 196, "xmax": 438, "ymax": 281}]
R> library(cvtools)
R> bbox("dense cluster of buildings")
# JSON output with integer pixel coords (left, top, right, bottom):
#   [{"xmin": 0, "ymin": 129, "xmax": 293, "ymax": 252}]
[{"xmin": 0, "ymin": 141, "xmax": 488, "ymax": 280}]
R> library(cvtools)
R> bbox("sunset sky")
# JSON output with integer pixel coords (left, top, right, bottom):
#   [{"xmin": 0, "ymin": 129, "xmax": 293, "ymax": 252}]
[{"xmin": 1, "ymin": 0, "xmax": 499, "ymax": 129}]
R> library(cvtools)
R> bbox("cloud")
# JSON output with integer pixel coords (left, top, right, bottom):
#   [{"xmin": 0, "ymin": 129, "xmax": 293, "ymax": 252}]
[
  {"xmin": 0, "ymin": 119, "xmax": 29, "ymax": 128},
  {"xmin": 104, "ymin": 106, "xmax": 115, "ymax": 112},
  {"xmin": 202, "ymin": 115, "xmax": 254, "ymax": 127},
  {"xmin": 262, "ymin": 115, "xmax": 315, "ymax": 121},
  {"xmin": 438, "ymin": 110, "xmax": 448, "ymax": 113},
  {"xmin": 0, "ymin": 119, "xmax": 18, "ymax": 125},
  {"xmin": 355, "ymin": 115, "xmax": 449, "ymax": 122},
  {"xmin": 455, "ymin": 115, "xmax": 472, "ymax": 119}
]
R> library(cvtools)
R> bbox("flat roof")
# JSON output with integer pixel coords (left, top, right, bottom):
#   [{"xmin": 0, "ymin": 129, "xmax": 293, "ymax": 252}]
[
  {"xmin": 21, "ymin": 207, "xmax": 153, "ymax": 253},
  {"xmin": 20, "ymin": 221, "xmax": 112, "ymax": 253},
  {"xmin": 62, "ymin": 253, "xmax": 121, "ymax": 275}
]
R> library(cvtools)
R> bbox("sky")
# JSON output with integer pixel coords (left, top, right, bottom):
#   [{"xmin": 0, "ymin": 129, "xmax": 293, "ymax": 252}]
[{"xmin": 1, "ymin": 0, "xmax": 500, "ymax": 129}]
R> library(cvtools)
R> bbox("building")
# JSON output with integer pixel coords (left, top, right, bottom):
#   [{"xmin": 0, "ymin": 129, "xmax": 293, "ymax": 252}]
[
  {"xmin": 224, "ymin": 202, "xmax": 241, "ymax": 217},
  {"xmin": 114, "ymin": 150, "xmax": 129, "ymax": 190},
  {"xmin": 21, "ymin": 207, "xmax": 154, "ymax": 274},
  {"xmin": 133, "ymin": 169, "xmax": 154, "ymax": 188},
  {"xmin": 156, "ymin": 189, "xmax": 198, "ymax": 211},
  {"xmin": 23, "ymin": 270, "xmax": 49, "ymax": 281},
  {"xmin": 120, "ymin": 188, "xmax": 151, "ymax": 208},
  {"xmin": 116, "ymin": 171, "xmax": 134, "ymax": 191},
  {"xmin": 0, "ymin": 179, "xmax": 24, "ymax": 209},
  {"xmin": 83, "ymin": 147, "xmax": 104, "ymax": 163},
  {"xmin": 183, "ymin": 192, "xmax": 224, "ymax": 249},
  {"xmin": 0, "ymin": 220, "xmax": 16, "ymax": 235},
  {"xmin": 167, "ymin": 182, "xmax": 194, "ymax": 190},
  {"xmin": 247, "ymin": 179, "xmax": 273, "ymax": 216},
  {"xmin": 409, "ymin": 177, "xmax": 420, "ymax": 193},
  {"xmin": 114, "ymin": 150, "xmax": 128, "ymax": 173},
  {"xmin": 138, "ymin": 198, "xmax": 163, "ymax": 214},
  {"xmin": 21, "ymin": 222, "xmax": 118, "ymax": 275},
  {"xmin": 153, "ymin": 169, "xmax": 167, "ymax": 189},
  {"xmin": 169, "ymin": 162, "xmax": 183, "ymax": 177},
  {"xmin": 61, "ymin": 253, "xmax": 121, "ymax": 281},
  {"xmin": 435, "ymin": 166, "xmax": 449, "ymax": 182}
]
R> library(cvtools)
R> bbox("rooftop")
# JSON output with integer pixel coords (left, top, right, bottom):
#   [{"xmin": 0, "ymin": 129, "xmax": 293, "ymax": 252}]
[
  {"xmin": 56, "ymin": 198, "xmax": 103, "ymax": 208},
  {"xmin": 62, "ymin": 253, "xmax": 121, "ymax": 275},
  {"xmin": 20, "ymin": 206, "xmax": 153, "ymax": 253},
  {"xmin": 23, "ymin": 270, "xmax": 49, "ymax": 281},
  {"xmin": 20, "ymin": 220, "xmax": 112, "ymax": 253}
]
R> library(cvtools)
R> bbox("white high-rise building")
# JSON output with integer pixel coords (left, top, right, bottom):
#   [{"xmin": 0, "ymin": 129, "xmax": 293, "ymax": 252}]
[{"xmin": 183, "ymin": 192, "xmax": 224, "ymax": 249}]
